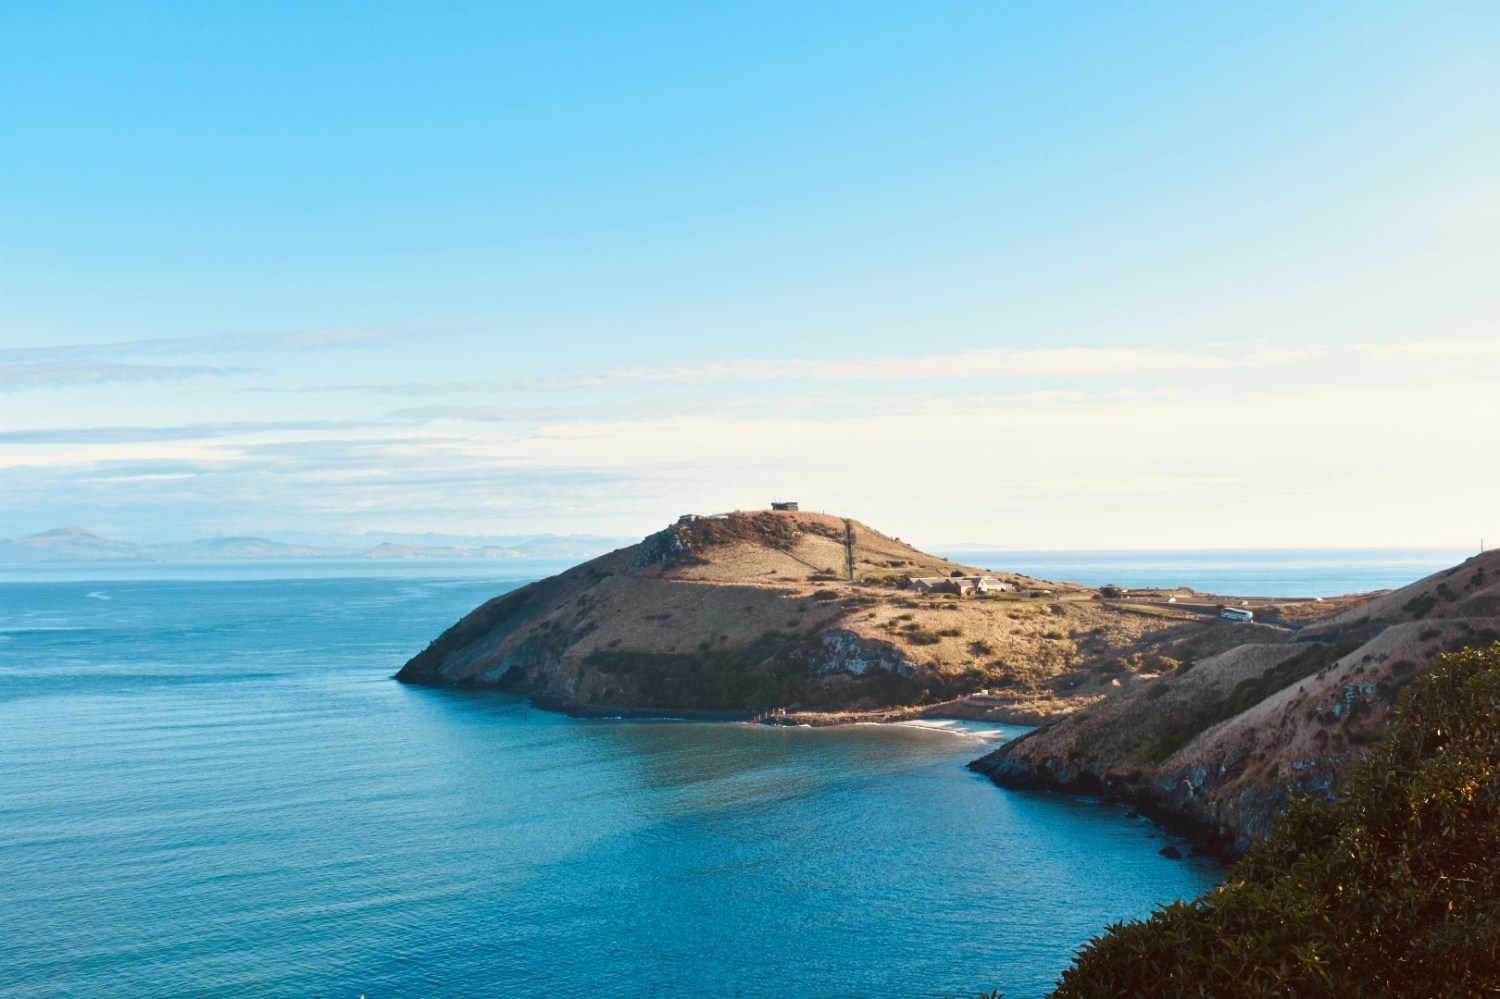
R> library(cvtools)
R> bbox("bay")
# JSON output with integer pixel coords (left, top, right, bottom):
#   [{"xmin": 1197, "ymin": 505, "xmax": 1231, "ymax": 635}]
[{"xmin": 1, "ymin": 568, "xmax": 1223, "ymax": 998}]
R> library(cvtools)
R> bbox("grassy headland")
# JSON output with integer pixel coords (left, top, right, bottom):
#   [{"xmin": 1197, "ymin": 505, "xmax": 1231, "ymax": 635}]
[{"xmin": 397, "ymin": 509, "xmax": 1296, "ymax": 720}]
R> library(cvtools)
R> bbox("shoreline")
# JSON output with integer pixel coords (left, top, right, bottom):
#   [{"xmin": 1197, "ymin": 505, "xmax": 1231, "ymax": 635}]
[
  {"xmin": 967, "ymin": 758, "xmax": 1245, "ymax": 862},
  {"xmin": 749, "ymin": 698, "xmax": 1062, "ymax": 728},
  {"xmin": 399, "ymin": 671, "xmax": 1072, "ymax": 728}
]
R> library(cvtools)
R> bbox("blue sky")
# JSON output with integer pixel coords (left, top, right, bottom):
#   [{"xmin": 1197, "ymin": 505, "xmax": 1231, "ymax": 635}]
[{"xmin": 2, "ymin": 2, "xmax": 1497, "ymax": 548}]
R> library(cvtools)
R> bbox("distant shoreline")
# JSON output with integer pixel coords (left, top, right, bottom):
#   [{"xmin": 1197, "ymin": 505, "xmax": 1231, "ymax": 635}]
[{"xmin": 934, "ymin": 546, "xmax": 1473, "ymax": 599}]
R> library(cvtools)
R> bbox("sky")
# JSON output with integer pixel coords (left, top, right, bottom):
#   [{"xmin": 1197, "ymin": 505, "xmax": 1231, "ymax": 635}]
[{"xmin": 2, "ymin": 2, "xmax": 1497, "ymax": 549}]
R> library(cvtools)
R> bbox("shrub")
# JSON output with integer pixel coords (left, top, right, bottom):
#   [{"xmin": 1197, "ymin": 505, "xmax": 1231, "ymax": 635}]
[
  {"xmin": 1448, "ymin": 627, "xmax": 1500, "ymax": 653},
  {"xmin": 1045, "ymin": 642, "xmax": 1500, "ymax": 998},
  {"xmin": 1402, "ymin": 593, "xmax": 1438, "ymax": 619}
]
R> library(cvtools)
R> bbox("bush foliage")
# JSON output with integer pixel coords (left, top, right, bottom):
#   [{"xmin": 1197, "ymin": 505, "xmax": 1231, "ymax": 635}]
[{"xmin": 1046, "ymin": 641, "xmax": 1500, "ymax": 997}]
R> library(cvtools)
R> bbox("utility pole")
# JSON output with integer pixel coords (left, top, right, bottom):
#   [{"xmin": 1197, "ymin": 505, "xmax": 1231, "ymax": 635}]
[{"xmin": 844, "ymin": 518, "xmax": 856, "ymax": 581}]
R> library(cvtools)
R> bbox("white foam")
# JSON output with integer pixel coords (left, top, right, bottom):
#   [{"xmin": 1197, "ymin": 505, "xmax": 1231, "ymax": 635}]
[{"xmin": 891, "ymin": 718, "xmax": 1025, "ymax": 743}]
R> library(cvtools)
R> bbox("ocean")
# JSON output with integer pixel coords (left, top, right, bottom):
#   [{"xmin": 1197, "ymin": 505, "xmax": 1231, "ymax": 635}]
[
  {"xmin": 3, "ymin": 547, "xmax": 1448, "ymax": 997},
  {"xmin": 938, "ymin": 547, "xmax": 1474, "ymax": 598}
]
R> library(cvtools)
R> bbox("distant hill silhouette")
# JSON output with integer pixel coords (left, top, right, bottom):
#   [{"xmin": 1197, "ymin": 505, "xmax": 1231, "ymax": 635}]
[{"xmin": 0, "ymin": 527, "xmax": 628, "ymax": 562}]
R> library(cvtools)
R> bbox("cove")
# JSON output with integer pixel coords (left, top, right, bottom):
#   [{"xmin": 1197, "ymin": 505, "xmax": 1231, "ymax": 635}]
[{"xmin": 0, "ymin": 571, "xmax": 1220, "ymax": 998}]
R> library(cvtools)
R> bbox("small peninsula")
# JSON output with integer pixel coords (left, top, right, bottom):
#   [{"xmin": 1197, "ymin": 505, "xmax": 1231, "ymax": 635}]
[{"xmin": 397, "ymin": 508, "xmax": 1274, "ymax": 720}]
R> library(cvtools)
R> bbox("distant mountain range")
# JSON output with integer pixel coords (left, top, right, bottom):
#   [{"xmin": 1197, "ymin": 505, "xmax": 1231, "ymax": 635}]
[{"xmin": 0, "ymin": 527, "xmax": 633, "ymax": 563}]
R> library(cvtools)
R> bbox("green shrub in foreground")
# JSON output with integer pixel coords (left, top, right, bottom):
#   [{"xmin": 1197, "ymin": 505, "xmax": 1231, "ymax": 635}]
[{"xmin": 1047, "ymin": 641, "xmax": 1500, "ymax": 998}]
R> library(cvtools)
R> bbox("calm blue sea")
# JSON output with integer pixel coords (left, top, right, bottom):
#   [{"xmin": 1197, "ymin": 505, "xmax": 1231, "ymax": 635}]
[
  {"xmin": 939, "ymin": 547, "xmax": 1473, "ymax": 598},
  {"xmin": 7, "ymin": 550, "xmax": 1430, "ymax": 997}
]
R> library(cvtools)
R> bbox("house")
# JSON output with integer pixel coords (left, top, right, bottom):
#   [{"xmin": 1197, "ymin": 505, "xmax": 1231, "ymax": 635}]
[
  {"xmin": 909, "ymin": 575, "xmax": 1012, "ymax": 595},
  {"xmin": 770, "ymin": 501, "xmax": 799, "ymax": 512}
]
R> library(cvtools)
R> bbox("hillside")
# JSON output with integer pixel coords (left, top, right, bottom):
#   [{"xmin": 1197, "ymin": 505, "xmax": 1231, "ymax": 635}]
[
  {"xmin": 396, "ymin": 510, "xmax": 1267, "ymax": 717},
  {"xmin": 971, "ymin": 547, "xmax": 1500, "ymax": 856},
  {"xmin": 1045, "ymin": 641, "xmax": 1500, "ymax": 997},
  {"xmin": 0, "ymin": 527, "xmax": 155, "ymax": 561}
]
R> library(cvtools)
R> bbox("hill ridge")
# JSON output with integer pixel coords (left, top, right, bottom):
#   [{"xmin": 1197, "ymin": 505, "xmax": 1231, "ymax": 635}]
[{"xmin": 397, "ymin": 509, "xmax": 1301, "ymax": 722}]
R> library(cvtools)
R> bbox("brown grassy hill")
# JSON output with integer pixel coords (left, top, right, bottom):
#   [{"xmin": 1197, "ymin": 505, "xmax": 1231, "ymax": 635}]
[
  {"xmin": 971, "ymin": 548, "xmax": 1500, "ymax": 856},
  {"xmin": 396, "ymin": 509, "xmax": 1246, "ymax": 717}
]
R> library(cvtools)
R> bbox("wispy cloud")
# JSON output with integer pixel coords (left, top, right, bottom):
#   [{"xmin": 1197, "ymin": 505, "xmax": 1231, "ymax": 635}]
[
  {"xmin": 585, "ymin": 342, "xmax": 1330, "ymax": 387},
  {"xmin": 0, "ymin": 363, "xmax": 233, "ymax": 391},
  {"xmin": 0, "ymin": 325, "xmax": 454, "ymax": 365},
  {"xmin": 2, "ymin": 335, "xmax": 1492, "ymax": 546},
  {"xmin": 302, "ymin": 340, "xmax": 1328, "ymax": 396},
  {"xmin": 386, "ymin": 395, "xmax": 839, "ymax": 424},
  {"xmin": 0, "ymin": 451, "xmax": 672, "ymax": 535},
  {"xmin": 0, "ymin": 418, "xmax": 393, "ymax": 444},
  {"xmin": 259, "ymin": 336, "xmax": 1500, "ymax": 402},
  {"xmin": 4, "ymin": 368, "xmax": 1495, "ymax": 545},
  {"xmin": 1357, "ymin": 337, "xmax": 1500, "ymax": 360}
]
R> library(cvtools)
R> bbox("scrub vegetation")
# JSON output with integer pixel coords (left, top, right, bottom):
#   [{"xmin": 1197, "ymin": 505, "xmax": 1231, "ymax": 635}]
[{"xmin": 1045, "ymin": 642, "xmax": 1500, "ymax": 997}]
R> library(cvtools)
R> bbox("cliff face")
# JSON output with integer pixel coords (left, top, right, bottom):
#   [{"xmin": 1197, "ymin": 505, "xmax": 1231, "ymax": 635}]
[
  {"xmin": 971, "ymin": 549, "xmax": 1500, "ymax": 857},
  {"xmin": 396, "ymin": 510, "xmax": 1234, "ymax": 716}
]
